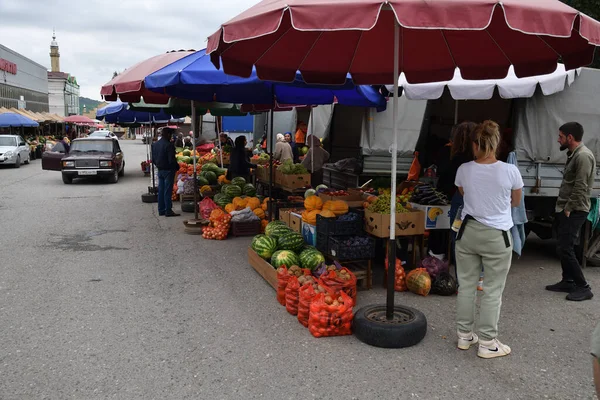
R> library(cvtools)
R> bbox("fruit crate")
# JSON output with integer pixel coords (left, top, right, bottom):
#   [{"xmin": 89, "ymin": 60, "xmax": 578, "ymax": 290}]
[
  {"xmin": 316, "ymin": 212, "xmax": 363, "ymax": 236},
  {"xmin": 230, "ymin": 220, "xmax": 262, "ymax": 237},
  {"xmin": 316, "ymin": 234, "xmax": 329, "ymax": 254},
  {"xmin": 328, "ymin": 236, "xmax": 376, "ymax": 261}
]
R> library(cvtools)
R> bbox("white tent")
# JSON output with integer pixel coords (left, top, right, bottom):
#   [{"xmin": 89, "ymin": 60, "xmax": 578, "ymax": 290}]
[{"xmin": 386, "ymin": 64, "xmax": 581, "ymax": 101}]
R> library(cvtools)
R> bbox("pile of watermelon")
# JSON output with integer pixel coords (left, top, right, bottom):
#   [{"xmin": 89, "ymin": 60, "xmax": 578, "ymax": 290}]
[
  {"xmin": 213, "ymin": 175, "xmax": 259, "ymax": 209},
  {"xmin": 251, "ymin": 221, "xmax": 325, "ymax": 271}
]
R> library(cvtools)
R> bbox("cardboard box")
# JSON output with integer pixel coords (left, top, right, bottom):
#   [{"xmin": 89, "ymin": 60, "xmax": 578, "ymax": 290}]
[
  {"xmin": 276, "ymin": 173, "xmax": 311, "ymax": 190},
  {"xmin": 278, "ymin": 208, "xmax": 292, "ymax": 225},
  {"xmin": 409, "ymin": 203, "xmax": 451, "ymax": 230},
  {"xmin": 364, "ymin": 209, "xmax": 425, "ymax": 238},
  {"xmin": 290, "ymin": 212, "xmax": 303, "ymax": 233},
  {"xmin": 256, "ymin": 166, "xmax": 275, "ymax": 182},
  {"xmin": 247, "ymin": 248, "xmax": 277, "ymax": 290},
  {"xmin": 301, "ymin": 221, "xmax": 317, "ymax": 246},
  {"xmin": 319, "ymin": 191, "xmax": 364, "ymax": 208}
]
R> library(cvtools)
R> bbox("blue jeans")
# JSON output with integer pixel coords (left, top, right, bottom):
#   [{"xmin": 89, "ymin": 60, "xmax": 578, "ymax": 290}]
[{"xmin": 157, "ymin": 170, "xmax": 175, "ymax": 215}]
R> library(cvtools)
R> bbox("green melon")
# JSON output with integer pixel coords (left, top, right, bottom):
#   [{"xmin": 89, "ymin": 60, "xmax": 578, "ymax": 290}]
[
  {"xmin": 203, "ymin": 171, "xmax": 217, "ymax": 184},
  {"xmin": 252, "ymin": 235, "xmax": 278, "ymax": 260},
  {"xmin": 271, "ymin": 250, "xmax": 300, "ymax": 269},
  {"xmin": 224, "ymin": 185, "xmax": 242, "ymax": 198},
  {"xmin": 276, "ymin": 231, "xmax": 305, "ymax": 253},
  {"xmin": 175, "ymin": 147, "xmax": 184, "ymax": 154},
  {"xmin": 243, "ymin": 184, "xmax": 257, "ymax": 197},
  {"xmin": 231, "ymin": 177, "xmax": 246, "ymax": 187},
  {"xmin": 265, "ymin": 220, "xmax": 287, "ymax": 236},
  {"xmin": 201, "ymin": 163, "xmax": 220, "ymax": 173},
  {"xmin": 182, "ymin": 149, "xmax": 192, "ymax": 157},
  {"xmin": 299, "ymin": 249, "xmax": 326, "ymax": 271},
  {"xmin": 216, "ymin": 195, "xmax": 232, "ymax": 208},
  {"xmin": 197, "ymin": 176, "xmax": 209, "ymax": 186},
  {"xmin": 213, "ymin": 193, "xmax": 224, "ymax": 203}
]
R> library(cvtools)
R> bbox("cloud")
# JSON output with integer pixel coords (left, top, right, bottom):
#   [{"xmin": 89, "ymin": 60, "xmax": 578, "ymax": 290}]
[{"xmin": 0, "ymin": 0, "xmax": 257, "ymax": 100}]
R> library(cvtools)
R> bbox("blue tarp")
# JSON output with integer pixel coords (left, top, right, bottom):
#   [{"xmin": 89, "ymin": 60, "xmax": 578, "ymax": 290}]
[
  {"xmin": 96, "ymin": 101, "xmax": 182, "ymax": 123},
  {"xmin": 0, "ymin": 112, "xmax": 39, "ymax": 128},
  {"xmin": 144, "ymin": 50, "xmax": 387, "ymax": 111}
]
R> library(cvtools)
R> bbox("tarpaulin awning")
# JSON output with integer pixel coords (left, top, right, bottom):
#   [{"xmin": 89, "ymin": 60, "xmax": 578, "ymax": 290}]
[{"xmin": 0, "ymin": 112, "xmax": 39, "ymax": 127}]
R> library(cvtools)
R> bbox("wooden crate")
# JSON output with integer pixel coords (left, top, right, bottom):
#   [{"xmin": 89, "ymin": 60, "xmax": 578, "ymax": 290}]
[{"xmin": 248, "ymin": 248, "xmax": 277, "ymax": 290}]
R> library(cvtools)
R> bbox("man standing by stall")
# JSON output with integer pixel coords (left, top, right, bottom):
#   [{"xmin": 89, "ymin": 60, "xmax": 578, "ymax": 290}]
[
  {"xmin": 546, "ymin": 122, "xmax": 595, "ymax": 301},
  {"xmin": 152, "ymin": 127, "xmax": 180, "ymax": 217}
]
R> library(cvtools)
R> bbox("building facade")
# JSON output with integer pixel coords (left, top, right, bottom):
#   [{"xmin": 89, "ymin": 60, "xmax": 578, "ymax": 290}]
[
  {"xmin": 0, "ymin": 44, "xmax": 49, "ymax": 113},
  {"xmin": 47, "ymin": 32, "xmax": 80, "ymax": 117}
]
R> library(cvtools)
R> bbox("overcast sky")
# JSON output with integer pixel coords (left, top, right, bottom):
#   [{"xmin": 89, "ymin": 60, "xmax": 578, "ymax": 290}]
[{"xmin": 0, "ymin": 0, "xmax": 258, "ymax": 100}]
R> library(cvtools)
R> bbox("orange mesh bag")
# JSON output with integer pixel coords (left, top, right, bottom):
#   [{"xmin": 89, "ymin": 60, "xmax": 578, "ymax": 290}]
[
  {"xmin": 406, "ymin": 268, "xmax": 432, "ymax": 296},
  {"xmin": 276, "ymin": 266, "xmax": 291, "ymax": 306},
  {"xmin": 285, "ymin": 276, "xmax": 301, "ymax": 315},
  {"xmin": 320, "ymin": 267, "xmax": 358, "ymax": 304},
  {"xmin": 407, "ymin": 151, "xmax": 421, "ymax": 181},
  {"xmin": 385, "ymin": 257, "xmax": 407, "ymax": 292},
  {"xmin": 308, "ymin": 291, "xmax": 354, "ymax": 338},
  {"xmin": 297, "ymin": 282, "xmax": 334, "ymax": 328}
]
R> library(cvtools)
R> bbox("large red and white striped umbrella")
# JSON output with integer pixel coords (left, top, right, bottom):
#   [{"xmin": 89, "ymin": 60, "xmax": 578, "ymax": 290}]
[{"xmin": 207, "ymin": 0, "xmax": 600, "ymax": 85}]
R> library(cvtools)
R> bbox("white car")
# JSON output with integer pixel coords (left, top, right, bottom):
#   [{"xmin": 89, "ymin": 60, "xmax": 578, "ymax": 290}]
[
  {"xmin": 89, "ymin": 130, "xmax": 118, "ymax": 139},
  {"xmin": 0, "ymin": 135, "xmax": 31, "ymax": 167}
]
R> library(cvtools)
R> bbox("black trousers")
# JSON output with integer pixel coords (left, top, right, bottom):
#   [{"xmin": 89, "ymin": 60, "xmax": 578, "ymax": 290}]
[{"xmin": 556, "ymin": 211, "xmax": 589, "ymax": 287}]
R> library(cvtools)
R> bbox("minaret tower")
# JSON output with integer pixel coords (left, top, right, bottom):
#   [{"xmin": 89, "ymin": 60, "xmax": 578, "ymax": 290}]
[{"xmin": 50, "ymin": 29, "xmax": 60, "ymax": 72}]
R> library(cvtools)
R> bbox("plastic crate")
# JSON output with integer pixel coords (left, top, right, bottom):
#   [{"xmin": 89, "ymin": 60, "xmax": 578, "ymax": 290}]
[
  {"xmin": 328, "ymin": 236, "xmax": 376, "ymax": 261},
  {"xmin": 316, "ymin": 212, "xmax": 363, "ymax": 236},
  {"xmin": 230, "ymin": 220, "xmax": 261, "ymax": 237},
  {"xmin": 316, "ymin": 234, "xmax": 329, "ymax": 254}
]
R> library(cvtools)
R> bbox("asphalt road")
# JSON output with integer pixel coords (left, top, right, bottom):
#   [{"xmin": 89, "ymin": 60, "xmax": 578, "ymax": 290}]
[{"xmin": 0, "ymin": 139, "xmax": 599, "ymax": 400}]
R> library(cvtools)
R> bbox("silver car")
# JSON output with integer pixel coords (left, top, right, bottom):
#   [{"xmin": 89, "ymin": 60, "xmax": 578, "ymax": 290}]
[{"xmin": 0, "ymin": 135, "xmax": 30, "ymax": 167}]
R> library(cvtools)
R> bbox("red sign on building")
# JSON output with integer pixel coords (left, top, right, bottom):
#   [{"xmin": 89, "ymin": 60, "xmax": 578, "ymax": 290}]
[{"xmin": 0, "ymin": 58, "xmax": 17, "ymax": 75}]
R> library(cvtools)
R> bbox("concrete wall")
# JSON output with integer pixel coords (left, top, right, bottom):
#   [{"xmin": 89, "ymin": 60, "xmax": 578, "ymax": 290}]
[{"xmin": 48, "ymin": 79, "xmax": 66, "ymax": 116}]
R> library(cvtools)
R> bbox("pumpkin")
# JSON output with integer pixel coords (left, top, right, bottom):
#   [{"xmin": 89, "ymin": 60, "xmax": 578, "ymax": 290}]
[
  {"xmin": 302, "ymin": 210, "xmax": 320, "ymax": 225},
  {"xmin": 233, "ymin": 197, "xmax": 248, "ymax": 209},
  {"xmin": 304, "ymin": 195, "xmax": 323, "ymax": 211},
  {"xmin": 210, "ymin": 208, "xmax": 226, "ymax": 220},
  {"xmin": 218, "ymin": 175, "xmax": 230, "ymax": 185},
  {"xmin": 319, "ymin": 209, "xmax": 336, "ymax": 218},
  {"xmin": 253, "ymin": 208, "xmax": 266, "ymax": 219},
  {"xmin": 323, "ymin": 200, "xmax": 349, "ymax": 216},
  {"xmin": 246, "ymin": 197, "xmax": 261, "ymax": 210},
  {"xmin": 406, "ymin": 268, "xmax": 432, "ymax": 296},
  {"xmin": 224, "ymin": 203, "xmax": 236, "ymax": 213},
  {"xmin": 200, "ymin": 185, "xmax": 212, "ymax": 194},
  {"xmin": 261, "ymin": 219, "xmax": 269, "ymax": 233}
]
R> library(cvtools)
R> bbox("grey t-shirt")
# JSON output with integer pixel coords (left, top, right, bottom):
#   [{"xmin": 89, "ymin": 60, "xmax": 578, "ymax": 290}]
[{"xmin": 592, "ymin": 323, "xmax": 600, "ymax": 358}]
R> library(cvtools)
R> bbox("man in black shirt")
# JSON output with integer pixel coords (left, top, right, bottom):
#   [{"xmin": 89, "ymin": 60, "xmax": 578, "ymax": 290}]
[{"xmin": 152, "ymin": 127, "xmax": 180, "ymax": 217}]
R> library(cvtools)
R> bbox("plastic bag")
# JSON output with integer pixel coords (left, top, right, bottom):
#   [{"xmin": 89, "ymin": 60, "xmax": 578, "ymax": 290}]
[
  {"xmin": 407, "ymin": 151, "xmax": 421, "ymax": 181},
  {"xmin": 313, "ymin": 260, "xmax": 341, "ymax": 279},
  {"xmin": 285, "ymin": 276, "xmax": 301, "ymax": 315},
  {"xmin": 430, "ymin": 271, "xmax": 458, "ymax": 296},
  {"xmin": 297, "ymin": 282, "xmax": 334, "ymax": 327},
  {"xmin": 384, "ymin": 257, "xmax": 407, "ymax": 292},
  {"xmin": 230, "ymin": 207, "xmax": 260, "ymax": 222},
  {"xmin": 420, "ymin": 256, "xmax": 449, "ymax": 279},
  {"xmin": 199, "ymin": 197, "xmax": 219, "ymax": 220},
  {"xmin": 406, "ymin": 268, "xmax": 432, "ymax": 296},
  {"xmin": 320, "ymin": 267, "xmax": 357, "ymax": 304},
  {"xmin": 276, "ymin": 266, "xmax": 291, "ymax": 306},
  {"xmin": 308, "ymin": 291, "xmax": 354, "ymax": 338},
  {"xmin": 183, "ymin": 178, "xmax": 196, "ymax": 195}
]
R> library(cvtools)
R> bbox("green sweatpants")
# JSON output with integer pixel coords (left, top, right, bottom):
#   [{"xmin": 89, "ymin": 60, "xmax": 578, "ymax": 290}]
[{"xmin": 455, "ymin": 219, "xmax": 513, "ymax": 341}]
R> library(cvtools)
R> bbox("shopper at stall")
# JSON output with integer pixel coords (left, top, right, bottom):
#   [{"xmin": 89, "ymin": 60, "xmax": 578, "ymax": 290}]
[
  {"xmin": 546, "ymin": 122, "xmax": 596, "ymax": 301},
  {"xmin": 284, "ymin": 132, "xmax": 299, "ymax": 162},
  {"xmin": 454, "ymin": 120, "xmax": 523, "ymax": 359},
  {"xmin": 274, "ymin": 133, "xmax": 294, "ymax": 163},
  {"xmin": 152, "ymin": 127, "xmax": 180, "ymax": 217},
  {"xmin": 175, "ymin": 134, "xmax": 184, "ymax": 148},
  {"xmin": 59, "ymin": 136, "xmax": 70, "ymax": 153},
  {"xmin": 227, "ymin": 135, "xmax": 256, "ymax": 181},
  {"xmin": 183, "ymin": 136, "xmax": 193, "ymax": 149},
  {"xmin": 295, "ymin": 121, "xmax": 308, "ymax": 145},
  {"xmin": 301, "ymin": 135, "xmax": 330, "ymax": 186},
  {"xmin": 219, "ymin": 133, "xmax": 234, "ymax": 148}
]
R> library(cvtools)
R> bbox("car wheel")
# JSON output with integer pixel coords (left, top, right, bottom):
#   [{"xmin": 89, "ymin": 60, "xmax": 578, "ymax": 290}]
[
  {"xmin": 24, "ymin": 153, "xmax": 30, "ymax": 164},
  {"xmin": 108, "ymin": 169, "xmax": 119, "ymax": 183},
  {"xmin": 141, "ymin": 193, "xmax": 158, "ymax": 203},
  {"xmin": 353, "ymin": 304, "xmax": 427, "ymax": 348},
  {"xmin": 14, "ymin": 156, "xmax": 20, "ymax": 168},
  {"xmin": 62, "ymin": 174, "xmax": 73, "ymax": 184},
  {"xmin": 118, "ymin": 161, "xmax": 125, "ymax": 177}
]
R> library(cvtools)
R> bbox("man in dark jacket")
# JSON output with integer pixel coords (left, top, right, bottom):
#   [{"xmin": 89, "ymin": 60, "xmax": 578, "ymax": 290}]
[{"xmin": 152, "ymin": 127, "xmax": 180, "ymax": 217}]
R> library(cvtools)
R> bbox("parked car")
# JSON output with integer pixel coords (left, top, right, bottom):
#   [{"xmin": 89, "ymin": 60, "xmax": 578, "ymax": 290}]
[
  {"xmin": 0, "ymin": 134, "xmax": 31, "ymax": 167},
  {"xmin": 88, "ymin": 130, "xmax": 118, "ymax": 139},
  {"xmin": 41, "ymin": 137, "xmax": 125, "ymax": 184}
]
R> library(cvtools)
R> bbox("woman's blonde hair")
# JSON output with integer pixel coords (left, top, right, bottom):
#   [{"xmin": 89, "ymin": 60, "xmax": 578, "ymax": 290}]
[{"xmin": 472, "ymin": 120, "xmax": 500, "ymax": 159}]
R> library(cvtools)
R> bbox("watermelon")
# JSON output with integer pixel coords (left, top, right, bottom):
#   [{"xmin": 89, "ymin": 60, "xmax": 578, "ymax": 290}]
[
  {"xmin": 213, "ymin": 193, "xmax": 224, "ymax": 203},
  {"xmin": 252, "ymin": 235, "xmax": 278, "ymax": 260},
  {"xmin": 265, "ymin": 220, "xmax": 287, "ymax": 235},
  {"xmin": 271, "ymin": 250, "xmax": 300, "ymax": 269},
  {"xmin": 221, "ymin": 184, "xmax": 232, "ymax": 193},
  {"xmin": 243, "ymin": 184, "xmax": 257, "ymax": 197},
  {"xmin": 299, "ymin": 248, "xmax": 325, "ymax": 271},
  {"xmin": 203, "ymin": 171, "xmax": 217, "ymax": 184},
  {"xmin": 304, "ymin": 189, "xmax": 316, "ymax": 198},
  {"xmin": 181, "ymin": 156, "xmax": 191, "ymax": 164},
  {"xmin": 182, "ymin": 149, "xmax": 192, "ymax": 157},
  {"xmin": 224, "ymin": 185, "xmax": 242, "ymax": 198},
  {"xmin": 197, "ymin": 176, "xmax": 209, "ymax": 186},
  {"xmin": 231, "ymin": 177, "xmax": 246, "ymax": 187},
  {"xmin": 201, "ymin": 163, "xmax": 220, "ymax": 173},
  {"xmin": 277, "ymin": 231, "xmax": 305, "ymax": 253},
  {"xmin": 216, "ymin": 195, "xmax": 232, "ymax": 208},
  {"xmin": 175, "ymin": 147, "xmax": 184, "ymax": 153},
  {"xmin": 265, "ymin": 221, "xmax": 291, "ymax": 238}
]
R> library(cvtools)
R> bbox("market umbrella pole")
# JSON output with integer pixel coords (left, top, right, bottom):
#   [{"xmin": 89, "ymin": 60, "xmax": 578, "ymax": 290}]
[
  {"xmin": 386, "ymin": 21, "xmax": 400, "ymax": 320},
  {"xmin": 268, "ymin": 109, "xmax": 274, "ymax": 219},
  {"xmin": 192, "ymin": 100, "xmax": 199, "ymax": 221}
]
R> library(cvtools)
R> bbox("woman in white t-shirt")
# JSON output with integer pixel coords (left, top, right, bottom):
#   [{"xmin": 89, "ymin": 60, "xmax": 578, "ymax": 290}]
[{"xmin": 454, "ymin": 120, "xmax": 524, "ymax": 359}]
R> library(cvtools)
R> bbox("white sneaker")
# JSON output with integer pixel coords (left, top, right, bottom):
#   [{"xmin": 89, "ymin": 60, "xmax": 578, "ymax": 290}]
[
  {"xmin": 478, "ymin": 338, "xmax": 512, "ymax": 359},
  {"xmin": 457, "ymin": 331, "xmax": 479, "ymax": 350}
]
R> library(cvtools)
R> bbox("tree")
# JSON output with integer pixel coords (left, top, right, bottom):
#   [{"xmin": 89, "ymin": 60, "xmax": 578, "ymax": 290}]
[{"xmin": 560, "ymin": 0, "xmax": 600, "ymax": 68}]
